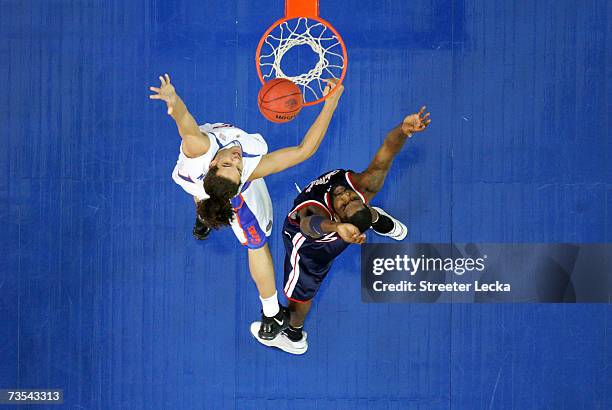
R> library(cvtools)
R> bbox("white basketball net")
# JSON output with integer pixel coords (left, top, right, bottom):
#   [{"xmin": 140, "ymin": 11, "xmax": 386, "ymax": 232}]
[{"xmin": 258, "ymin": 17, "xmax": 346, "ymax": 104}]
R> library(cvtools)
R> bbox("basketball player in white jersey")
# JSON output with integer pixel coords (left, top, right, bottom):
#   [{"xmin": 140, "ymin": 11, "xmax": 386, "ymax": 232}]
[{"xmin": 149, "ymin": 74, "xmax": 343, "ymax": 340}]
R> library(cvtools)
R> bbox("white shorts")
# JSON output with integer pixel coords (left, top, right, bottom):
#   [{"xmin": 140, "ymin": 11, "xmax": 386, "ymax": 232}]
[{"xmin": 228, "ymin": 178, "xmax": 273, "ymax": 249}]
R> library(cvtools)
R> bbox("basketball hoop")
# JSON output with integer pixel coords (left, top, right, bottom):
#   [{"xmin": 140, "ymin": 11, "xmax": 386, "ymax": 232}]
[{"xmin": 256, "ymin": 0, "xmax": 348, "ymax": 106}]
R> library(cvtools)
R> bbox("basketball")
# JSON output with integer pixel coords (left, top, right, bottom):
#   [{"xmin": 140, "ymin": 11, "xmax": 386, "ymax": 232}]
[{"xmin": 258, "ymin": 78, "xmax": 303, "ymax": 123}]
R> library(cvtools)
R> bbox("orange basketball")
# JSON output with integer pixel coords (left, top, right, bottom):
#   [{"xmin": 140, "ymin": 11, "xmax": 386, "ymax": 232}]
[{"xmin": 258, "ymin": 78, "xmax": 303, "ymax": 123}]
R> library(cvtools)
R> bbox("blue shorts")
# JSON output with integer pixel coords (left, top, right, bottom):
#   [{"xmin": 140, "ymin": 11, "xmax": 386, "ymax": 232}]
[{"xmin": 282, "ymin": 217, "xmax": 349, "ymax": 302}]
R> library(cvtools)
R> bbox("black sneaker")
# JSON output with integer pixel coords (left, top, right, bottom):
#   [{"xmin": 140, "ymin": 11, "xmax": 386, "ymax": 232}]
[
  {"xmin": 258, "ymin": 305, "xmax": 290, "ymax": 340},
  {"xmin": 193, "ymin": 217, "xmax": 211, "ymax": 240}
]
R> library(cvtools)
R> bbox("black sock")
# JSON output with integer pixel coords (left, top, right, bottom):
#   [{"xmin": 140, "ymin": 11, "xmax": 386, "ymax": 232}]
[
  {"xmin": 284, "ymin": 325, "xmax": 303, "ymax": 342},
  {"xmin": 372, "ymin": 212, "xmax": 394, "ymax": 234}
]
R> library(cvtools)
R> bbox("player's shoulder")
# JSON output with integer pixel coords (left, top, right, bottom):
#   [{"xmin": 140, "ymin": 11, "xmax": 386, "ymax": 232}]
[
  {"xmin": 328, "ymin": 168, "xmax": 358, "ymax": 186},
  {"xmin": 311, "ymin": 168, "xmax": 346, "ymax": 183},
  {"xmin": 199, "ymin": 122, "xmax": 247, "ymax": 136},
  {"xmin": 204, "ymin": 123, "xmax": 267, "ymax": 148}
]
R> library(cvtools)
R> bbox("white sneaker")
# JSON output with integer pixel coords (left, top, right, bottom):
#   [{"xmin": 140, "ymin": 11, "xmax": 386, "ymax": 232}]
[
  {"xmin": 250, "ymin": 322, "xmax": 308, "ymax": 355},
  {"xmin": 371, "ymin": 207, "xmax": 408, "ymax": 241}
]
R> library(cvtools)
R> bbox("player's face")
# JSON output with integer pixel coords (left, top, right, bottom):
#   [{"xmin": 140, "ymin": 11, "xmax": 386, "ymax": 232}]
[
  {"xmin": 331, "ymin": 185, "xmax": 365, "ymax": 221},
  {"xmin": 211, "ymin": 146, "xmax": 243, "ymax": 184}
]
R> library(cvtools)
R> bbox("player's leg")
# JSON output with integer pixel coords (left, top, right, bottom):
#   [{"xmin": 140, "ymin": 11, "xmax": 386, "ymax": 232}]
[
  {"xmin": 248, "ymin": 220, "xmax": 313, "ymax": 354},
  {"xmin": 247, "ymin": 245, "xmax": 276, "ymax": 297},
  {"xmin": 247, "ymin": 245, "xmax": 290, "ymax": 340},
  {"xmin": 248, "ymin": 247, "xmax": 291, "ymax": 341},
  {"xmin": 288, "ymin": 299, "xmax": 312, "ymax": 327},
  {"xmin": 282, "ymin": 244, "xmax": 316, "ymax": 347},
  {"xmin": 233, "ymin": 180, "xmax": 289, "ymax": 340},
  {"xmin": 192, "ymin": 196, "xmax": 211, "ymax": 240},
  {"xmin": 259, "ymin": 221, "xmax": 331, "ymax": 353},
  {"xmin": 284, "ymin": 299, "xmax": 312, "ymax": 343}
]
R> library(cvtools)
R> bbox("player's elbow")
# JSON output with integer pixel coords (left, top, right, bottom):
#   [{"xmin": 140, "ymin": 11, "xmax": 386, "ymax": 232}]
[
  {"xmin": 297, "ymin": 144, "xmax": 318, "ymax": 161},
  {"xmin": 298, "ymin": 151, "xmax": 314, "ymax": 163},
  {"xmin": 299, "ymin": 218, "xmax": 309, "ymax": 234},
  {"xmin": 299, "ymin": 217, "xmax": 317, "ymax": 238}
]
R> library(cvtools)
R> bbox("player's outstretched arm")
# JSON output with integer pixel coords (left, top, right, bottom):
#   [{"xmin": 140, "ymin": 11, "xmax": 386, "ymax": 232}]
[
  {"xmin": 353, "ymin": 106, "xmax": 431, "ymax": 200},
  {"xmin": 149, "ymin": 74, "xmax": 210, "ymax": 158},
  {"xmin": 298, "ymin": 207, "xmax": 365, "ymax": 244},
  {"xmin": 248, "ymin": 80, "xmax": 344, "ymax": 181}
]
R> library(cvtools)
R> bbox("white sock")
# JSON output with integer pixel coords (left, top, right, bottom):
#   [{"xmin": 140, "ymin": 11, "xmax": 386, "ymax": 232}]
[{"xmin": 260, "ymin": 292, "xmax": 280, "ymax": 317}]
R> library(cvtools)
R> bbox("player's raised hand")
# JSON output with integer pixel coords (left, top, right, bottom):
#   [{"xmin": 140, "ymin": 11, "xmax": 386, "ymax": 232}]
[
  {"xmin": 335, "ymin": 223, "xmax": 366, "ymax": 245},
  {"xmin": 149, "ymin": 74, "xmax": 178, "ymax": 115},
  {"xmin": 322, "ymin": 78, "xmax": 344, "ymax": 106},
  {"xmin": 401, "ymin": 106, "xmax": 431, "ymax": 135}
]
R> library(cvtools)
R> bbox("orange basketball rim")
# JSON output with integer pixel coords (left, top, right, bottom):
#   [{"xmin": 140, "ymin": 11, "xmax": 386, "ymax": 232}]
[{"xmin": 255, "ymin": 0, "xmax": 348, "ymax": 106}]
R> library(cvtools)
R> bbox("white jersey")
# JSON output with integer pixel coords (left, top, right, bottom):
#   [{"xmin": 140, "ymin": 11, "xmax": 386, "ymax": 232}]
[{"xmin": 172, "ymin": 123, "xmax": 268, "ymax": 200}]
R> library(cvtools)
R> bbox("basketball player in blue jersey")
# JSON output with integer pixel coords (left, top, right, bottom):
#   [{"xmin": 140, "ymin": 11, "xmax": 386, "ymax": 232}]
[
  {"xmin": 149, "ymin": 74, "xmax": 343, "ymax": 341},
  {"xmin": 251, "ymin": 107, "xmax": 431, "ymax": 354}
]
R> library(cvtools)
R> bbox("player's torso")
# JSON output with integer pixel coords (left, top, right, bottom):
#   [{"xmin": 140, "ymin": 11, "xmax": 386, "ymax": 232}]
[
  {"xmin": 286, "ymin": 169, "xmax": 354, "ymax": 248},
  {"xmin": 173, "ymin": 123, "xmax": 268, "ymax": 199},
  {"xmin": 291, "ymin": 169, "xmax": 357, "ymax": 217}
]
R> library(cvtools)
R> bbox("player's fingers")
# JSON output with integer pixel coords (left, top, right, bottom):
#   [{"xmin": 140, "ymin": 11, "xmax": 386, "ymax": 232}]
[
  {"xmin": 159, "ymin": 76, "xmax": 166, "ymax": 86},
  {"xmin": 167, "ymin": 106, "xmax": 173, "ymax": 115},
  {"xmin": 149, "ymin": 94, "xmax": 162, "ymax": 99},
  {"xmin": 418, "ymin": 106, "xmax": 426, "ymax": 115},
  {"xmin": 421, "ymin": 112, "xmax": 430, "ymax": 121},
  {"xmin": 165, "ymin": 73, "xmax": 171, "ymax": 84},
  {"xmin": 424, "ymin": 119, "xmax": 431, "ymax": 126},
  {"xmin": 149, "ymin": 86, "xmax": 160, "ymax": 92}
]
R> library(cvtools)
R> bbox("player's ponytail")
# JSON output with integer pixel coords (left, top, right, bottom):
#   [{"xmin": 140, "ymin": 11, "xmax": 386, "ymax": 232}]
[{"xmin": 198, "ymin": 166, "xmax": 240, "ymax": 229}]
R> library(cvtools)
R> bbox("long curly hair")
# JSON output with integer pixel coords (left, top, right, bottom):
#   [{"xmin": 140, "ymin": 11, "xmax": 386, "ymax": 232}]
[{"xmin": 198, "ymin": 166, "xmax": 240, "ymax": 229}]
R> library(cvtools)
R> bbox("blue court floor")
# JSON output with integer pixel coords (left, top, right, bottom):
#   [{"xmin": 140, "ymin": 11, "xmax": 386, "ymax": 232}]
[{"xmin": 1, "ymin": 0, "xmax": 610, "ymax": 408}]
